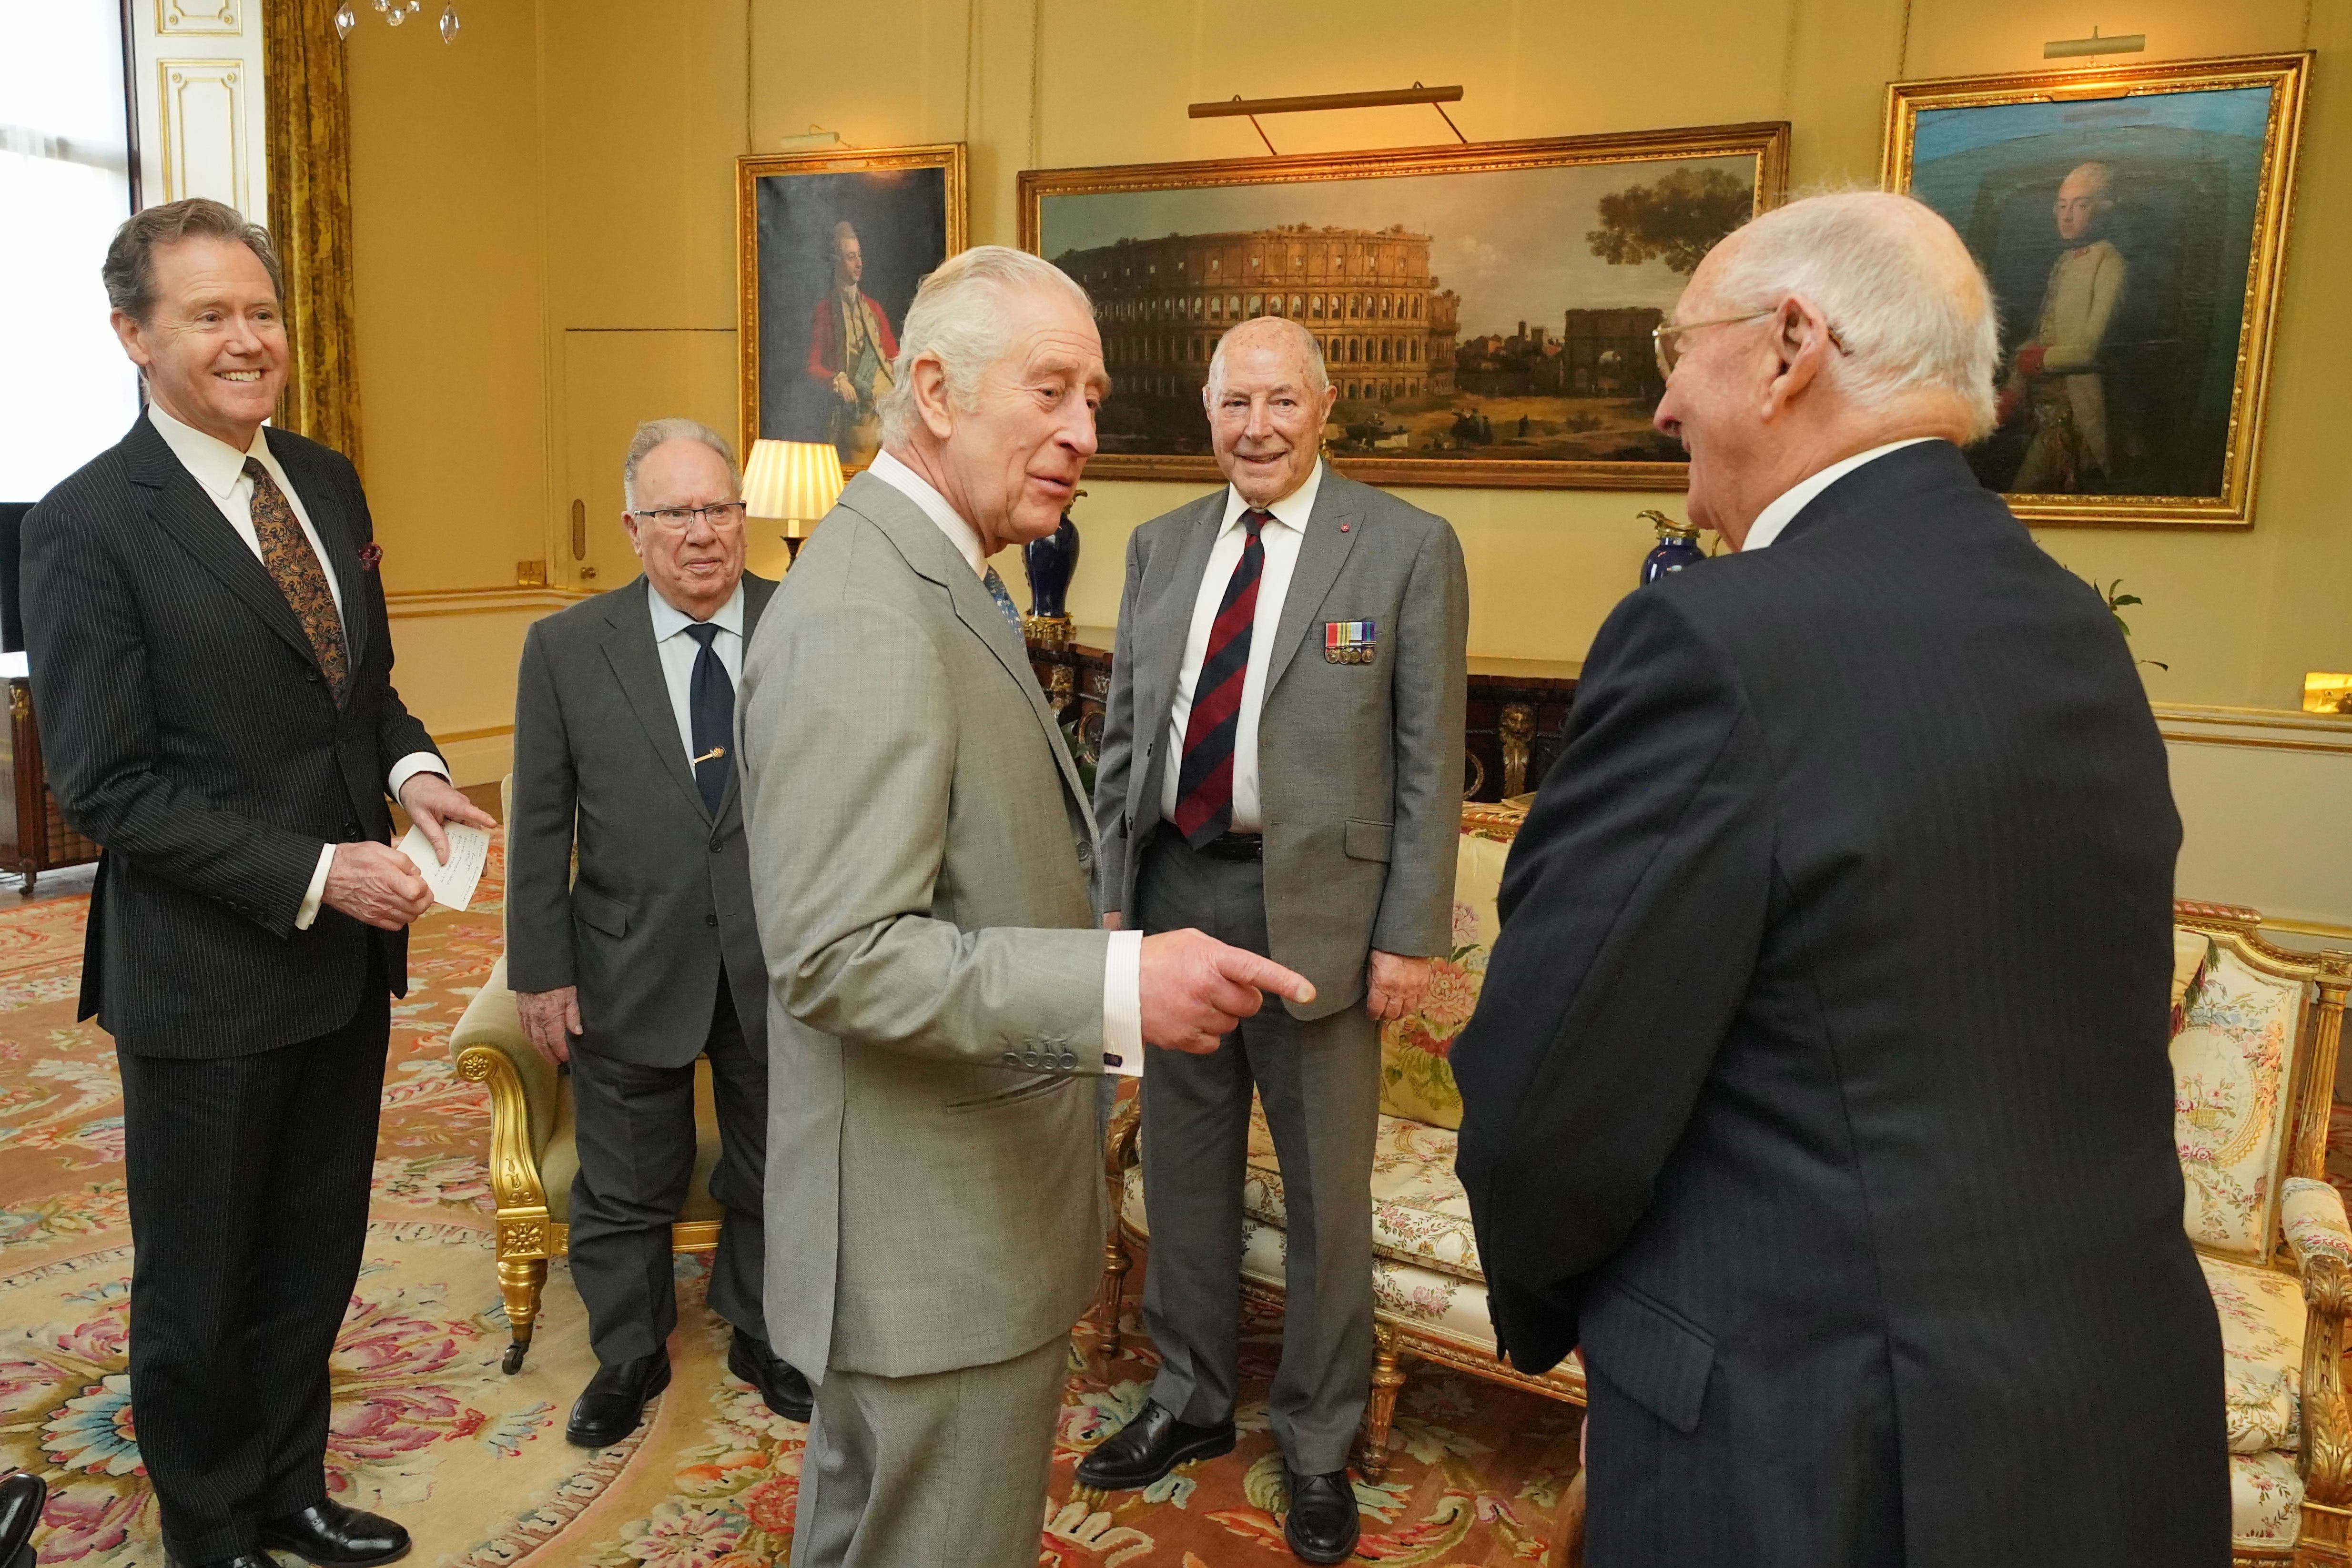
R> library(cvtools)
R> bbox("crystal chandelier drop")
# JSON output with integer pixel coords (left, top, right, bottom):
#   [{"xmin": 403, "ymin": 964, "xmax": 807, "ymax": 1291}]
[{"xmin": 334, "ymin": 0, "xmax": 462, "ymax": 43}]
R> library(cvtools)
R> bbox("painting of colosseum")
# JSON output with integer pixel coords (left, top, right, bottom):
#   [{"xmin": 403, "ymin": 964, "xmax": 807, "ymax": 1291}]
[{"xmin": 1019, "ymin": 125, "xmax": 1788, "ymax": 488}]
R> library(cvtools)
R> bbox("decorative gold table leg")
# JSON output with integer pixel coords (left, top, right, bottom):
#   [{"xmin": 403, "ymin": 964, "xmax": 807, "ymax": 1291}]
[
  {"xmin": 498, "ymin": 1254, "xmax": 547, "ymax": 1375},
  {"xmin": 1357, "ymin": 1324, "xmax": 1406, "ymax": 1481}
]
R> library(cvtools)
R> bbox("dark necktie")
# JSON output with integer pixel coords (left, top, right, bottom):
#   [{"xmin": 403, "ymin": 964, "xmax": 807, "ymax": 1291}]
[
  {"xmin": 1170, "ymin": 509, "xmax": 1269, "ymax": 847},
  {"xmin": 683, "ymin": 622, "xmax": 733, "ymax": 813},
  {"xmin": 244, "ymin": 458, "xmax": 348, "ymax": 701}
]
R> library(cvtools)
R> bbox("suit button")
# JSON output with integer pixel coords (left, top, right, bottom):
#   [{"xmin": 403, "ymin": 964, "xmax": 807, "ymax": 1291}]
[
  {"xmin": 704, "ymin": 913, "xmax": 718, "ymax": 927},
  {"xmin": 342, "ymin": 823, "xmax": 361, "ymax": 840},
  {"xmin": 1060, "ymin": 1052, "xmax": 1076, "ymax": 1070},
  {"xmin": 1075, "ymin": 843, "xmax": 1092, "ymax": 865},
  {"xmin": 710, "ymin": 840, "xmax": 722, "ymax": 853},
  {"xmin": 1002, "ymin": 1051, "xmax": 1020, "ymax": 1068},
  {"xmin": 1022, "ymin": 1050, "xmax": 1040, "ymax": 1068}
]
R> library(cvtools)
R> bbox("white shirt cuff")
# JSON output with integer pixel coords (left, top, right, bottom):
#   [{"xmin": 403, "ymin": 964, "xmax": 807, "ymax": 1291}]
[
  {"xmin": 1103, "ymin": 928, "xmax": 1143, "ymax": 1070},
  {"xmin": 387, "ymin": 752, "xmax": 449, "ymax": 800},
  {"xmin": 294, "ymin": 842, "xmax": 336, "ymax": 931}
]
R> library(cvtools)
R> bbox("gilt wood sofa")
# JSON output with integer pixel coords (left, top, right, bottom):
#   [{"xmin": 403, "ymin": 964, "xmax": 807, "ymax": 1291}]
[{"xmin": 1090, "ymin": 817, "xmax": 2352, "ymax": 1565}]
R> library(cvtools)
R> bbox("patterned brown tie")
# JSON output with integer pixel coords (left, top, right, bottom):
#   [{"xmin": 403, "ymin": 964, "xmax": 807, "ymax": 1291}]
[{"xmin": 243, "ymin": 457, "xmax": 349, "ymax": 701}]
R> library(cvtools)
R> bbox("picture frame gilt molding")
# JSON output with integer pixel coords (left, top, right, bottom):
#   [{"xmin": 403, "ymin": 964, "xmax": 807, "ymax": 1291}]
[
  {"xmin": 1018, "ymin": 123, "xmax": 1790, "ymax": 491},
  {"xmin": 735, "ymin": 141, "xmax": 968, "ymax": 473},
  {"xmin": 1884, "ymin": 53, "xmax": 2311, "ymax": 529}
]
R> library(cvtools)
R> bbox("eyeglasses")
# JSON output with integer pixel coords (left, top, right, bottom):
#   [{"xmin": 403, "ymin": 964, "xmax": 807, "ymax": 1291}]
[
  {"xmin": 631, "ymin": 502, "xmax": 747, "ymax": 532},
  {"xmin": 1652, "ymin": 310, "xmax": 1849, "ymax": 381}
]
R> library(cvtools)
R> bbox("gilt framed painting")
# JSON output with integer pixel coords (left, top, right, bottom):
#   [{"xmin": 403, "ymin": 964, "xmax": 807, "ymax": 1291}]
[
  {"xmin": 736, "ymin": 142, "xmax": 966, "ymax": 472},
  {"xmin": 1017, "ymin": 124, "xmax": 1790, "ymax": 490},
  {"xmin": 1885, "ymin": 53, "xmax": 2310, "ymax": 527}
]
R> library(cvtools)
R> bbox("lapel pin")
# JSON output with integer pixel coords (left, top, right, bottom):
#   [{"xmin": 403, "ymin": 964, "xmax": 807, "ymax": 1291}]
[{"xmin": 1338, "ymin": 523, "xmax": 1350, "ymax": 533}]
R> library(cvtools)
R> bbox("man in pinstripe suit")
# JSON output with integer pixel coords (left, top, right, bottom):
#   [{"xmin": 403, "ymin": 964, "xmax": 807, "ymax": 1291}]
[{"xmin": 23, "ymin": 199, "xmax": 494, "ymax": 1568}]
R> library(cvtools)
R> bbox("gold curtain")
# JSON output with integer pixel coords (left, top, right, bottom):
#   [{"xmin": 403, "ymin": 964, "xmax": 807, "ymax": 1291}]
[{"xmin": 263, "ymin": 0, "xmax": 365, "ymax": 471}]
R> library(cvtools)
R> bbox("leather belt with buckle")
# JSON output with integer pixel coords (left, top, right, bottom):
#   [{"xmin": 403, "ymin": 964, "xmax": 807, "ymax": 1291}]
[{"xmin": 1193, "ymin": 832, "xmax": 1264, "ymax": 862}]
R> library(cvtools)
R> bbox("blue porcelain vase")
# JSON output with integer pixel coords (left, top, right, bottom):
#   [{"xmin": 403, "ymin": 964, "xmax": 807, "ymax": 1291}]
[
  {"xmin": 1639, "ymin": 509, "xmax": 1705, "ymax": 585},
  {"xmin": 1024, "ymin": 509, "xmax": 1082, "ymax": 617}
]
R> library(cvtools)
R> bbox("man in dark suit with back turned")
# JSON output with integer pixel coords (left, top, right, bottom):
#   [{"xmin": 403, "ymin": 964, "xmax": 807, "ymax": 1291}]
[
  {"xmin": 22, "ymin": 198, "xmax": 497, "ymax": 1568},
  {"xmin": 1452, "ymin": 192, "xmax": 2227, "ymax": 1567},
  {"xmin": 506, "ymin": 416, "xmax": 809, "ymax": 1448}
]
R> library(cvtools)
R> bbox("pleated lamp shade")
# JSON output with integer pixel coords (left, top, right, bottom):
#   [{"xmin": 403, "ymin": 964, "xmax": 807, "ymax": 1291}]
[{"xmin": 742, "ymin": 439, "xmax": 845, "ymax": 540}]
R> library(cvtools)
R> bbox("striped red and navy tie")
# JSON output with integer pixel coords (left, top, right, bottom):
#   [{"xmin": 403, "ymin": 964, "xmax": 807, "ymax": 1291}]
[{"xmin": 1170, "ymin": 509, "xmax": 1270, "ymax": 847}]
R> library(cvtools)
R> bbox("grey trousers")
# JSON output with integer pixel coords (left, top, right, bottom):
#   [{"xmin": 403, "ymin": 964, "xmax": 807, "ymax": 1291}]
[
  {"xmin": 567, "ymin": 971, "xmax": 768, "ymax": 1364},
  {"xmin": 1137, "ymin": 835, "xmax": 1381, "ymax": 1475},
  {"xmin": 789, "ymin": 1333, "xmax": 1071, "ymax": 1568}
]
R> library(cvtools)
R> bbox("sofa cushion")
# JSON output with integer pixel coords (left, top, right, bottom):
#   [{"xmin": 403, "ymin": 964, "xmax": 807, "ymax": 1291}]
[
  {"xmin": 2199, "ymin": 1253, "xmax": 2304, "ymax": 1454},
  {"xmin": 1377, "ymin": 827, "xmax": 1514, "ymax": 1130},
  {"xmin": 537, "ymin": 1057, "xmax": 728, "ymax": 1229},
  {"xmin": 2172, "ymin": 943, "xmax": 2305, "ymax": 1262},
  {"xmin": 1229, "ymin": 1101, "xmax": 1483, "ymax": 1283},
  {"xmin": 1120, "ymin": 1162, "xmax": 1578, "ymax": 1390},
  {"xmin": 2230, "ymin": 1449, "xmax": 2302, "ymax": 1551}
]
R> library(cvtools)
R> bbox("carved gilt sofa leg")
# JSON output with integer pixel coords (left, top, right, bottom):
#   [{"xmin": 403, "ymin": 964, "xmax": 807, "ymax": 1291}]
[
  {"xmin": 2297, "ymin": 1253, "xmax": 2352, "ymax": 1565},
  {"xmin": 1089, "ymin": 1093, "xmax": 1145, "ymax": 1373},
  {"xmin": 497, "ymin": 1254, "xmax": 547, "ymax": 1375},
  {"xmin": 1358, "ymin": 1323, "xmax": 1406, "ymax": 1481}
]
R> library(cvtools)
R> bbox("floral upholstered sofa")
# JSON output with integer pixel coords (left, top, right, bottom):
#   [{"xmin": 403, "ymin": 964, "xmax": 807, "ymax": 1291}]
[
  {"xmin": 1090, "ymin": 803, "xmax": 1588, "ymax": 1486},
  {"xmin": 1093, "ymin": 841, "xmax": 2352, "ymax": 1566},
  {"xmin": 2168, "ymin": 903, "xmax": 2352, "ymax": 1565}
]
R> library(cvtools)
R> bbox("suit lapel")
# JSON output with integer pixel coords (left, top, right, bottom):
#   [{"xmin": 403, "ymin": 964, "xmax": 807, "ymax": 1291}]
[
  {"xmin": 602, "ymin": 576, "xmax": 712, "ymax": 823},
  {"xmin": 711, "ymin": 573, "xmax": 779, "ymax": 826},
  {"xmin": 843, "ymin": 475, "xmax": 1095, "ymax": 819},
  {"xmin": 1133, "ymin": 491, "xmax": 1226, "ymax": 815},
  {"xmin": 1263, "ymin": 470, "xmax": 1365, "ymax": 698},
  {"xmin": 125, "ymin": 418, "xmax": 319, "ymax": 671},
  {"xmin": 271, "ymin": 436, "xmax": 372, "ymax": 674}
]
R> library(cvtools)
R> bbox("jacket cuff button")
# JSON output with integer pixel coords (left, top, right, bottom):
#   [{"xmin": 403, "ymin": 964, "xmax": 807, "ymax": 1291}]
[{"xmin": 1001, "ymin": 1051, "xmax": 1020, "ymax": 1068}]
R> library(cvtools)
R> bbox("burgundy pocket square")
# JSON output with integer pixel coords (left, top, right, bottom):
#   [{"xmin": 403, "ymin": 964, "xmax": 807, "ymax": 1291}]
[{"xmin": 358, "ymin": 543, "xmax": 382, "ymax": 571}]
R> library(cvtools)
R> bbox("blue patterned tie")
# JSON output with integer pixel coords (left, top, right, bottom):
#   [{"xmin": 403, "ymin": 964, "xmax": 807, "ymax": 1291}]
[
  {"xmin": 682, "ymin": 623, "xmax": 732, "ymax": 813},
  {"xmin": 982, "ymin": 566, "xmax": 1025, "ymax": 635}
]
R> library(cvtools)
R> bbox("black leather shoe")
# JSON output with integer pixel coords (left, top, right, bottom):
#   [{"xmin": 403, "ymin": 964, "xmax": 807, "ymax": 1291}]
[
  {"xmin": 566, "ymin": 1351, "xmax": 671, "ymax": 1447},
  {"xmin": 172, "ymin": 1555, "xmax": 276, "ymax": 1568},
  {"xmin": 259, "ymin": 1497, "xmax": 412, "ymax": 1566},
  {"xmin": 1283, "ymin": 1467, "xmax": 1359, "ymax": 1565},
  {"xmin": 1073, "ymin": 1399, "xmax": 1237, "ymax": 1490},
  {"xmin": 728, "ymin": 1330, "xmax": 814, "ymax": 1422},
  {"xmin": 0, "ymin": 1470, "xmax": 45, "ymax": 1568}
]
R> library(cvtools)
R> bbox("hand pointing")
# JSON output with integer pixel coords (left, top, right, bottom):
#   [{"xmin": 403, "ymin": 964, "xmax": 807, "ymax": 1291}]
[{"xmin": 1138, "ymin": 928, "xmax": 1317, "ymax": 1055}]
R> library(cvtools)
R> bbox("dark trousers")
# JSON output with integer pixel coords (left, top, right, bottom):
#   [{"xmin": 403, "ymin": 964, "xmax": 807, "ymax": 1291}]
[
  {"xmin": 116, "ymin": 980, "xmax": 390, "ymax": 1566},
  {"xmin": 1136, "ymin": 836, "xmax": 1381, "ymax": 1475},
  {"xmin": 567, "ymin": 972, "xmax": 768, "ymax": 1365}
]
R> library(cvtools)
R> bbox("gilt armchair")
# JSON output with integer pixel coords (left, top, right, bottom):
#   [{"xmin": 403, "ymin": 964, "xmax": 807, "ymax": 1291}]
[
  {"xmin": 447, "ymin": 778, "xmax": 731, "ymax": 1373},
  {"xmin": 2168, "ymin": 902, "xmax": 2352, "ymax": 1564}
]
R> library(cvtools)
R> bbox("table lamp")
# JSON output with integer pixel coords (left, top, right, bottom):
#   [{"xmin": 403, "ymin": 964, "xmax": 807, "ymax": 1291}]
[{"xmin": 742, "ymin": 439, "xmax": 845, "ymax": 565}]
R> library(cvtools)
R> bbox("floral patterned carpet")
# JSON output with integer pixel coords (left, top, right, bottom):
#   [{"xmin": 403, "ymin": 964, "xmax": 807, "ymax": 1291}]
[{"xmin": 0, "ymin": 848, "xmax": 1581, "ymax": 1567}]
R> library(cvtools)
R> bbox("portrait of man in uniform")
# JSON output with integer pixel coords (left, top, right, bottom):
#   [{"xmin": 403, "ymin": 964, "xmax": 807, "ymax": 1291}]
[
  {"xmin": 738, "ymin": 145, "xmax": 961, "ymax": 471},
  {"xmin": 1999, "ymin": 161, "xmax": 2127, "ymax": 493}
]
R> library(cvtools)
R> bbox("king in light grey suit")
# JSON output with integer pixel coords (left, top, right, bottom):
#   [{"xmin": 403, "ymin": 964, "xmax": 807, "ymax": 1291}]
[
  {"xmin": 737, "ymin": 249, "xmax": 1314, "ymax": 1568},
  {"xmin": 1082, "ymin": 317, "xmax": 1468, "ymax": 1566}
]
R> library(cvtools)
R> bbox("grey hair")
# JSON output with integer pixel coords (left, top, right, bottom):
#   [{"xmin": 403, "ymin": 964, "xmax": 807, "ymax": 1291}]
[
  {"xmin": 876, "ymin": 246, "xmax": 1096, "ymax": 448},
  {"xmin": 103, "ymin": 197, "xmax": 283, "ymax": 323},
  {"xmin": 622, "ymin": 417, "xmax": 739, "ymax": 511},
  {"xmin": 1705, "ymin": 190, "xmax": 1999, "ymax": 441},
  {"xmin": 831, "ymin": 220, "xmax": 859, "ymax": 255},
  {"xmin": 1205, "ymin": 317, "xmax": 1330, "ymax": 402}
]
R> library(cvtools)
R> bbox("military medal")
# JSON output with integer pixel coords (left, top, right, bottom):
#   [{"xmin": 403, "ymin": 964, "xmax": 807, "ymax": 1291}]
[{"xmin": 1324, "ymin": 619, "xmax": 1377, "ymax": 665}]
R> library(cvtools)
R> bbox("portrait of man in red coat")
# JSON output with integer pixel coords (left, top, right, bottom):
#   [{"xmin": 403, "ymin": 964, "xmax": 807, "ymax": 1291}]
[{"xmin": 805, "ymin": 221, "xmax": 901, "ymax": 466}]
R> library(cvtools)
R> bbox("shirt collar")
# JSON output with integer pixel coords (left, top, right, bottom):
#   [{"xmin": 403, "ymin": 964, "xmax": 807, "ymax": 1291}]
[
  {"xmin": 147, "ymin": 401, "xmax": 278, "ymax": 501},
  {"xmin": 1219, "ymin": 457, "xmax": 1323, "ymax": 537},
  {"xmin": 1741, "ymin": 438, "xmax": 1934, "ymax": 552},
  {"xmin": 647, "ymin": 576, "xmax": 746, "ymax": 640},
  {"xmin": 869, "ymin": 447, "xmax": 987, "ymax": 576}
]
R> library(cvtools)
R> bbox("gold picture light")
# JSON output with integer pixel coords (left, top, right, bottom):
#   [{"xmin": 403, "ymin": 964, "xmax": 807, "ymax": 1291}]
[
  {"xmin": 1187, "ymin": 82, "xmax": 1467, "ymax": 155},
  {"xmin": 2045, "ymin": 26, "xmax": 2147, "ymax": 58}
]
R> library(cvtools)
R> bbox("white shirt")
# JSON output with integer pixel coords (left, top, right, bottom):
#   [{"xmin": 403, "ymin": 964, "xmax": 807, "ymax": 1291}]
[
  {"xmin": 1159, "ymin": 459, "xmax": 1322, "ymax": 831},
  {"xmin": 646, "ymin": 577, "xmax": 745, "ymax": 763},
  {"xmin": 145, "ymin": 404, "xmax": 449, "ymax": 929},
  {"xmin": 1741, "ymin": 438, "xmax": 1936, "ymax": 552},
  {"xmin": 866, "ymin": 448, "xmax": 1144, "ymax": 1064}
]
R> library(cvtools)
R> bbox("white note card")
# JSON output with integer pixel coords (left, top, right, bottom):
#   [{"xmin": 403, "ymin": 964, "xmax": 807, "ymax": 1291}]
[{"xmin": 396, "ymin": 822, "xmax": 492, "ymax": 911}]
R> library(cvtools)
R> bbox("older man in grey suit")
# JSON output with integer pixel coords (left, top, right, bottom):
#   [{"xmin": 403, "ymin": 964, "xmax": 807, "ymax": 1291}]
[
  {"xmin": 1080, "ymin": 316, "xmax": 1469, "ymax": 1565},
  {"xmin": 507, "ymin": 417, "xmax": 811, "ymax": 1448},
  {"xmin": 736, "ymin": 246, "xmax": 1317, "ymax": 1568}
]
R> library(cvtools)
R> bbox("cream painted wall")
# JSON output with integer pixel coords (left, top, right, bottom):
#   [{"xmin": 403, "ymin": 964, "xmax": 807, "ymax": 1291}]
[{"xmin": 344, "ymin": 0, "xmax": 2352, "ymax": 780}]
